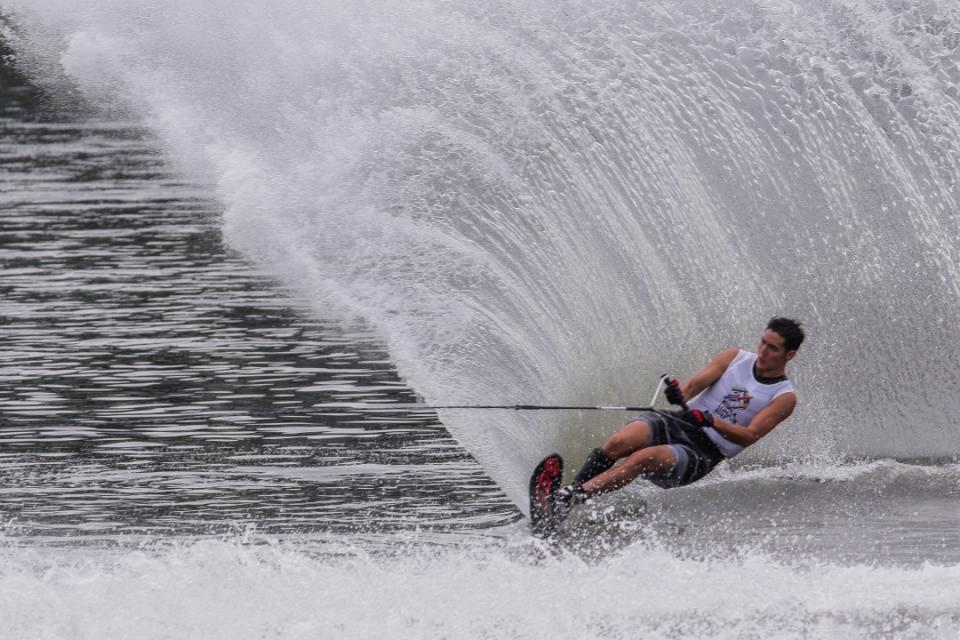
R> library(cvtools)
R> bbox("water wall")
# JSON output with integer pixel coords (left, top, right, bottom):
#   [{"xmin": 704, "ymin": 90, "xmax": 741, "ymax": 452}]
[{"xmin": 5, "ymin": 0, "xmax": 960, "ymax": 506}]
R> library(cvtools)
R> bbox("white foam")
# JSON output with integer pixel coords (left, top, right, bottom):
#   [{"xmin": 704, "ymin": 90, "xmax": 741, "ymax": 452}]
[{"xmin": 1, "ymin": 538, "xmax": 958, "ymax": 639}]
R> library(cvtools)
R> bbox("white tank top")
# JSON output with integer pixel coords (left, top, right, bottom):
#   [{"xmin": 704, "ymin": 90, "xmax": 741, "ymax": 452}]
[{"xmin": 688, "ymin": 350, "xmax": 796, "ymax": 458}]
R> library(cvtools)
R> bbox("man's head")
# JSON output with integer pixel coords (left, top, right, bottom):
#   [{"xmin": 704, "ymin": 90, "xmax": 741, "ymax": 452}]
[
  {"xmin": 756, "ymin": 317, "xmax": 804, "ymax": 375},
  {"xmin": 766, "ymin": 317, "xmax": 804, "ymax": 352}
]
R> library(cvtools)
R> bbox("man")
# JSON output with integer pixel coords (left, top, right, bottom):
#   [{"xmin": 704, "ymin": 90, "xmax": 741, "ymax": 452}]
[{"xmin": 550, "ymin": 317, "xmax": 804, "ymax": 520}]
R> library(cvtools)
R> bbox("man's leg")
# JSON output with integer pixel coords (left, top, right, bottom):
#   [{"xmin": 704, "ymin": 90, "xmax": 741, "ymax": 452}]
[
  {"xmin": 556, "ymin": 418, "xmax": 666, "ymax": 515},
  {"xmin": 581, "ymin": 445, "xmax": 677, "ymax": 496},
  {"xmin": 554, "ymin": 442, "xmax": 677, "ymax": 518},
  {"xmin": 601, "ymin": 419, "xmax": 656, "ymax": 459},
  {"xmin": 571, "ymin": 418, "xmax": 655, "ymax": 486}
]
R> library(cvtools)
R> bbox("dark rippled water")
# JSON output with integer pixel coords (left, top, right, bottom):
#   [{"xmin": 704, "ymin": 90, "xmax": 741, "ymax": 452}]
[{"xmin": 0, "ymin": 88, "xmax": 518, "ymax": 543}]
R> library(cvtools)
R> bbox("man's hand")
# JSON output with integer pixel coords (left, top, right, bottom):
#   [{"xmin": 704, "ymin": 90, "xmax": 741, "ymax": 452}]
[
  {"xmin": 681, "ymin": 409, "xmax": 714, "ymax": 429},
  {"xmin": 664, "ymin": 378, "xmax": 685, "ymax": 406}
]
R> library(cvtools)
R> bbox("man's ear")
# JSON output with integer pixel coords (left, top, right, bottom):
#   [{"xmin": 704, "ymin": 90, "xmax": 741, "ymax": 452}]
[{"xmin": 785, "ymin": 350, "xmax": 798, "ymax": 363}]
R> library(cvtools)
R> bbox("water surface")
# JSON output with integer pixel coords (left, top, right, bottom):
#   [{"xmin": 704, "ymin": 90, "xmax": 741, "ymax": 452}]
[{"xmin": 0, "ymin": 98, "xmax": 517, "ymax": 546}]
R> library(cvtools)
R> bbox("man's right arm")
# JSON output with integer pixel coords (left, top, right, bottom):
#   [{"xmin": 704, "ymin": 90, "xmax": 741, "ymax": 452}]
[{"xmin": 679, "ymin": 348, "xmax": 739, "ymax": 402}]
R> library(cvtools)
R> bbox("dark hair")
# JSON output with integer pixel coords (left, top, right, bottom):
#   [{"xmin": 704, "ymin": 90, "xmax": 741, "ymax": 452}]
[{"xmin": 767, "ymin": 317, "xmax": 804, "ymax": 352}]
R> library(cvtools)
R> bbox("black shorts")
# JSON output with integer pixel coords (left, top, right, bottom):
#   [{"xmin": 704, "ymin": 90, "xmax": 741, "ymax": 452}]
[{"xmin": 638, "ymin": 410, "xmax": 726, "ymax": 488}]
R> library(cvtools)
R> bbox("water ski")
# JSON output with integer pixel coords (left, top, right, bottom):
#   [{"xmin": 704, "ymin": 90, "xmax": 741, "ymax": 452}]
[{"xmin": 528, "ymin": 453, "xmax": 564, "ymax": 537}]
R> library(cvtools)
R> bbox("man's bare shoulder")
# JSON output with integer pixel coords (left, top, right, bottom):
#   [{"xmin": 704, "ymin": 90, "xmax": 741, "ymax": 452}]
[
  {"xmin": 773, "ymin": 390, "xmax": 798, "ymax": 410},
  {"xmin": 693, "ymin": 348, "xmax": 740, "ymax": 386},
  {"xmin": 752, "ymin": 391, "xmax": 797, "ymax": 430},
  {"xmin": 711, "ymin": 347, "xmax": 741, "ymax": 367}
]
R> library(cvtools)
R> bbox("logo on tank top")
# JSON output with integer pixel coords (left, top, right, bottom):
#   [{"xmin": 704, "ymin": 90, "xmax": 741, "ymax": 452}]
[{"xmin": 715, "ymin": 386, "xmax": 752, "ymax": 423}]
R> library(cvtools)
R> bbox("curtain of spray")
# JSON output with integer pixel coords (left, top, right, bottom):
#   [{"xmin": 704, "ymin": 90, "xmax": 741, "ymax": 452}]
[{"xmin": 6, "ymin": 0, "xmax": 960, "ymax": 506}]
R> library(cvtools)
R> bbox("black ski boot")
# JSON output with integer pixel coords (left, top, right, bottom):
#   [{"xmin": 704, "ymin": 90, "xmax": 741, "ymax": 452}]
[{"xmin": 572, "ymin": 447, "xmax": 616, "ymax": 486}]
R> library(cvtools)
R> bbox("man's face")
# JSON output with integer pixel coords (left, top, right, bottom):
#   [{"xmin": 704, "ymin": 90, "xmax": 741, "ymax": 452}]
[{"xmin": 756, "ymin": 329, "xmax": 796, "ymax": 372}]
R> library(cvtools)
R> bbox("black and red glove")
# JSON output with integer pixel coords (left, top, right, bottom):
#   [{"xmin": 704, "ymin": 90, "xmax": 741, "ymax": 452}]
[
  {"xmin": 681, "ymin": 409, "xmax": 714, "ymax": 428},
  {"xmin": 664, "ymin": 378, "xmax": 685, "ymax": 406}
]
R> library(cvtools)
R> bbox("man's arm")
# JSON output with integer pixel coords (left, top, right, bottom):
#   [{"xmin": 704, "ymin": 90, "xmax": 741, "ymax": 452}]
[
  {"xmin": 709, "ymin": 392, "xmax": 797, "ymax": 447},
  {"xmin": 680, "ymin": 348, "xmax": 740, "ymax": 401}
]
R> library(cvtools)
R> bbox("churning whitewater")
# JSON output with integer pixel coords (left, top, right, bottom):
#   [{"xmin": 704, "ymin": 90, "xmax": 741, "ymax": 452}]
[{"xmin": 2, "ymin": 0, "xmax": 960, "ymax": 637}]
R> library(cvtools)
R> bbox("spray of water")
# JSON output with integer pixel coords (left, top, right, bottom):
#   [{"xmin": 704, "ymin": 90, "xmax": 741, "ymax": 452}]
[
  {"xmin": 5, "ymin": 0, "xmax": 960, "ymax": 506},
  {"xmin": 3, "ymin": 538, "xmax": 959, "ymax": 639}
]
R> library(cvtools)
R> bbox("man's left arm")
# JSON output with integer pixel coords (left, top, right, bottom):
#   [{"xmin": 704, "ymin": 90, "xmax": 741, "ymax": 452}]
[{"xmin": 708, "ymin": 392, "xmax": 797, "ymax": 448}]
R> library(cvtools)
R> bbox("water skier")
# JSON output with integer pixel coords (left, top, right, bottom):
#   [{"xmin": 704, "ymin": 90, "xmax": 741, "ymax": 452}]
[{"xmin": 534, "ymin": 317, "xmax": 804, "ymax": 530}]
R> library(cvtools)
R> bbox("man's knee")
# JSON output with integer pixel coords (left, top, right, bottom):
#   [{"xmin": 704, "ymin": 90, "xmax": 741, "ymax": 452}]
[
  {"xmin": 602, "ymin": 419, "xmax": 652, "ymax": 459},
  {"xmin": 624, "ymin": 445, "xmax": 676, "ymax": 475}
]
